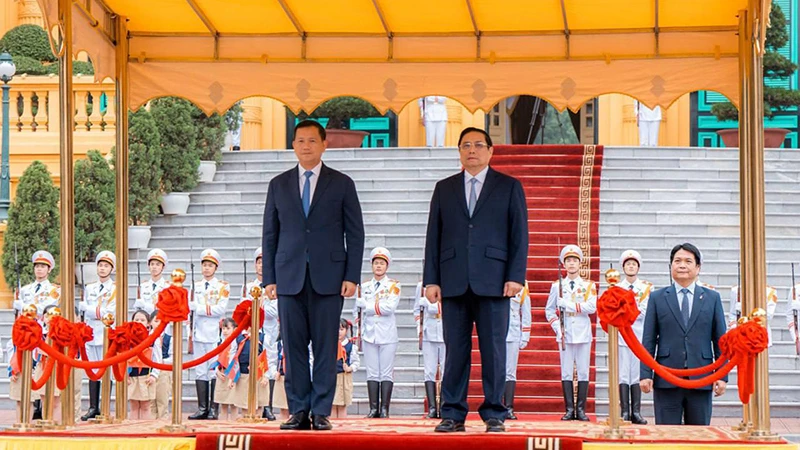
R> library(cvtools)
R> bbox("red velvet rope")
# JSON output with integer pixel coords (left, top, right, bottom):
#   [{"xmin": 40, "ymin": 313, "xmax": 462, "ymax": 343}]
[
  {"xmin": 138, "ymin": 318, "xmax": 249, "ymax": 371},
  {"xmin": 30, "ymin": 354, "xmax": 55, "ymax": 391}
]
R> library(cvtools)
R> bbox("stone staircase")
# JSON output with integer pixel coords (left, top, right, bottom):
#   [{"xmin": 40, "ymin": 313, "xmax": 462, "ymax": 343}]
[
  {"xmin": 1, "ymin": 145, "xmax": 800, "ymax": 420},
  {"xmin": 595, "ymin": 146, "xmax": 800, "ymax": 419}
]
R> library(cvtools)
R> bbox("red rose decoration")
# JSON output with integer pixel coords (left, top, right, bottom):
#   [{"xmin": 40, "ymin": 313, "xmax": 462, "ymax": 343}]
[
  {"xmin": 733, "ymin": 321, "xmax": 768, "ymax": 356},
  {"xmin": 109, "ymin": 322, "xmax": 149, "ymax": 351},
  {"xmin": 73, "ymin": 322, "xmax": 94, "ymax": 347},
  {"xmin": 596, "ymin": 286, "xmax": 639, "ymax": 332},
  {"xmin": 719, "ymin": 330, "xmax": 733, "ymax": 358},
  {"xmin": 49, "ymin": 316, "xmax": 75, "ymax": 349},
  {"xmin": 156, "ymin": 285, "xmax": 190, "ymax": 323},
  {"xmin": 233, "ymin": 300, "xmax": 264, "ymax": 330},
  {"xmin": 12, "ymin": 316, "xmax": 43, "ymax": 351}
]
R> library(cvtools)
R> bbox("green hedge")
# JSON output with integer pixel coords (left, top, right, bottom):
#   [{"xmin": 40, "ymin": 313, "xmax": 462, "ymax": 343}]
[{"xmin": 0, "ymin": 24, "xmax": 56, "ymax": 62}]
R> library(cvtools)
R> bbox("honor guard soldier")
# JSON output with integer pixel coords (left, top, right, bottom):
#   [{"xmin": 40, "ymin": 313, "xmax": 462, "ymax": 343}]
[
  {"xmin": 243, "ymin": 246, "xmax": 279, "ymax": 421},
  {"xmin": 188, "ymin": 249, "xmax": 230, "ymax": 420},
  {"xmin": 504, "ymin": 280, "xmax": 531, "ymax": 420},
  {"xmin": 414, "ymin": 280, "xmax": 445, "ymax": 418},
  {"xmin": 729, "ymin": 284, "xmax": 778, "ymax": 346},
  {"xmin": 545, "ymin": 245, "xmax": 597, "ymax": 422},
  {"xmin": 617, "ymin": 250, "xmax": 651, "ymax": 425},
  {"xmin": 787, "ymin": 280, "xmax": 800, "ymax": 351},
  {"xmin": 14, "ymin": 250, "xmax": 60, "ymax": 320},
  {"xmin": 78, "ymin": 250, "xmax": 117, "ymax": 421},
  {"xmin": 354, "ymin": 247, "xmax": 400, "ymax": 418},
  {"xmin": 134, "ymin": 249, "xmax": 170, "ymax": 314}
]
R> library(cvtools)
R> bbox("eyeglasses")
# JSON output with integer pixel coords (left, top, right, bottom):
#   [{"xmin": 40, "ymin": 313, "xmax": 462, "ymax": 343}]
[{"xmin": 459, "ymin": 142, "xmax": 488, "ymax": 151}]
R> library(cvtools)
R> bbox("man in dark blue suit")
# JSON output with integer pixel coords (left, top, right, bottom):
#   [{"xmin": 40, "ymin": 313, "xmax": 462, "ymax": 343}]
[
  {"xmin": 423, "ymin": 127, "xmax": 529, "ymax": 433},
  {"xmin": 640, "ymin": 243, "xmax": 728, "ymax": 425},
  {"xmin": 261, "ymin": 120, "xmax": 364, "ymax": 431}
]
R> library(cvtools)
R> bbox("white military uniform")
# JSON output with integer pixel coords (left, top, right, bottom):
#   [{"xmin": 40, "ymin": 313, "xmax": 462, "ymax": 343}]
[
  {"xmin": 545, "ymin": 253, "xmax": 597, "ymax": 382},
  {"xmin": 618, "ymin": 278, "xmax": 652, "ymax": 384},
  {"xmin": 79, "ymin": 277, "xmax": 116, "ymax": 361},
  {"xmin": 506, "ymin": 281, "xmax": 532, "ymax": 381},
  {"xmin": 414, "ymin": 282, "xmax": 445, "ymax": 382},
  {"xmin": 787, "ymin": 284, "xmax": 800, "ymax": 343},
  {"xmin": 729, "ymin": 285, "xmax": 778, "ymax": 347},
  {"xmin": 134, "ymin": 249, "xmax": 169, "ymax": 315},
  {"xmin": 635, "ymin": 100, "xmax": 661, "ymax": 147},
  {"xmin": 16, "ymin": 279, "xmax": 60, "ymax": 320},
  {"xmin": 190, "ymin": 253, "xmax": 230, "ymax": 381},
  {"xmin": 419, "ymin": 96, "xmax": 448, "ymax": 147},
  {"xmin": 355, "ymin": 276, "xmax": 401, "ymax": 382}
]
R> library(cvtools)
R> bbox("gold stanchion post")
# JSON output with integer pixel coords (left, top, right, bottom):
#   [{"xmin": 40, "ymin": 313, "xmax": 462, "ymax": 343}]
[
  {"xmin": 92, "ymin": 314, "xmax": 116, "ymax": 423},
  {"xmin": 35, "ymin": 307, "xmax": 63, "ymax": 430},
  {"xmin": 241, "ymin": 286, "xmax": 266, "ymax": 423},
  {"xmin": 160, "ymin": 269, "xmax": 193, "ymax": 433},
  {"xmin": 602, "ymin": 268, "xmax": 624, "ymax": 439},
  {"xmin": 9, "ymin": 305, "xmax": 39, "ymax": 432}
]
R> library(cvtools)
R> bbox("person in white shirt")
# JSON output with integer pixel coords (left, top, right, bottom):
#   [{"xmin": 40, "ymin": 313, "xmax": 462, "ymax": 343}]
[{"xmin": 419, "ymin": 96, "xmax": 448, "ymax": 147}]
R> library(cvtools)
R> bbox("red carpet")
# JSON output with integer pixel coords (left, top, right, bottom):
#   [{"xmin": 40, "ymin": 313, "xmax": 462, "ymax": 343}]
[{"xmin": 483, "ymin": 145, "xmax": 604, "ymax": 415}]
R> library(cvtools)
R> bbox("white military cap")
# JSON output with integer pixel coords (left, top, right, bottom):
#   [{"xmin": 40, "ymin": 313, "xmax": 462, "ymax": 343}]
[
  {"xmin": 559, "ymin": 245, "xmax": 584, "ymax": 263},
  {"xmin": 619, "ymin": 249, "xmax": 642, "ymax": 267},
  {"xmin": 254, "ymin": 247, "xmax": 262, "ymax": 261},
  {"xmin": 32, "ymin": 250, "xmax": 55, "ymax": 268},
  {"xmin": 370, "ymin": 247, "xmax": 392, "ymax": 265},
  {"xmin": 201, "ymin": 248, "xmax": 221, "ymax": 266},
  {"xmin": 147, "ymin": 248, "xmax": 168, "ymax": 266},
  {"xmin": 96, "ymin": 250, "xmax": 116, "ymax": 268}
]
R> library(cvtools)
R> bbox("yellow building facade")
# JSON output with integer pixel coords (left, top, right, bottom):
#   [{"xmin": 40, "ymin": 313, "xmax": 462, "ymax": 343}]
[{"xmin": 597, "ymin": 93, "xmax": 692, "ymax": 147}]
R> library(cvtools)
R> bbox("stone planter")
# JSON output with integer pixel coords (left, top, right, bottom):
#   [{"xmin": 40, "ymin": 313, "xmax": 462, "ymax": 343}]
[
  {"xmin": 325, "ymin": 129, "xmax": 369, "ymax": 148},
  {"xmin": 128, "ymin": 225, "xmax": 152, "ymax": 249},
  {"xmin": 161, "ymin": 192, "xmax": 191, "ymax": 215},
  {"xmin": 198, "ymin": 160, "xmax": 217, "ymax": 183},
  {"xmin": 716, "ymin": 128, "xmax": 790, "ymax": 148}
]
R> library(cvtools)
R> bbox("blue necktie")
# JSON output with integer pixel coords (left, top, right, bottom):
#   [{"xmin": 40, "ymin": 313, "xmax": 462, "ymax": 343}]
[
  {"xmin": 468, "ymin": 178, "xmax": 478, "ymax": 217},
  {"xmin": 680, "ymin": 288, "xmax": 690, "ymax": 326},
  {"xmin": 302, "ymin": 170, "xmax": 313, "ymax": 217}
]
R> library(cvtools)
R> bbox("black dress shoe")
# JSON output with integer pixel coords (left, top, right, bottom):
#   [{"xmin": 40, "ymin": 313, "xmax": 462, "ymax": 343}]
[
  {"xmin": 434, "ymin": 418, "xmax": 466, "ymax": 432},
  {"xmin": 485, "ymin": 418, "xmax": 505, "ymax": 433},
  {"xmin": 280, "ymin": 411, "xmax": 311, "ymax": 430},
  {"xmin": 312, "ymin": 415, "xmax": 333, "ymax": 431}
]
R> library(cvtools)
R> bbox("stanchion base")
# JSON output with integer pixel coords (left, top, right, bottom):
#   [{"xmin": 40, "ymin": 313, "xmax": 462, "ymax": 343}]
[
  {"xmin": 158, "ymin": 423, "xmax": 194, "ymax": 434},
  {"xmin": 747, "ymin": 430, "xmax": 782, "ymax": 442},
  {"xmin": 602, "ymin": 428, "xmax": 626, "ymax": 439},
  {"xmin": 731, "ymin": 421, "xmax": 751, "ymax": 432},
  {"xmin": 90, "ymin": 415, "xmax": 117, "ymax": 424},
  {"xmin": 7, "ymin": 423, "xmax": 38, "ymax": 432},
  {"xmin": 32, "ymin": 419, "xmax": 58, "ymax": 430},
  {"xmin": 238, "ymin": 414, "xmax": 267, "ymax": 424}
]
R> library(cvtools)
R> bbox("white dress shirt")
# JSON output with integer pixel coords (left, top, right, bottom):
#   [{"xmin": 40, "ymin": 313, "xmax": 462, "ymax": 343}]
[
  {"xmin": 298, "ymin": 161, "xmax": 322, "ymax": 202},
  {"xmin": 464, "ymin": 166, "xmax": 489, "ymax": 206}
]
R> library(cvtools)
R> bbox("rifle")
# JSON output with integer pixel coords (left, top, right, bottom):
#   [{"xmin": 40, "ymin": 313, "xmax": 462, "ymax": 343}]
[
  {"xmin": 79, "ymin": 263, "xmax": 86, "ymax": 322},
  {"xmin": 13, "ymin": 244, "xmax": 20, "ymax": 320},
  {"xmin": 357, "ymin": 284, "xmax": 363, "ymax": 352},
  {"xmin": 736, "ymin": 262, "xmax": 741, "ymax": 322},
  {"xmin": 792, "ymin": 263, "xmax": 799, "ymax": 356},
  {"xmin": 136, "ymin": 249, "xmax": 142, "ymax": 304},
  {"xmin": 418, "ymin": 285, "xmax": 424, "ymax": 351},
  {"xmin": 188, "ymin": 246, "xmax": 195, "ymax": 354},
  {"xmin": 242, "ymin": 246, "xmax": 248, "ymax": 301},
  {"xmin": 557, "ymin": 259, "xmax": 566, "ymax": 352}
]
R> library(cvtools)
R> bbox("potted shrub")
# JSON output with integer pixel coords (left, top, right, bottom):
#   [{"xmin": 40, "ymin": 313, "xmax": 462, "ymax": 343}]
[
  {"xmin": 193, "ymin": 106, "xmax": 227, "ymax": 183},
  {"xmin": 712, "ymin": 3, "xmax": 800, "ymax": 148},
  {"xmin": 1, "ymin": 161, "xmax": 60, "ymax": 293},
  {"xmin": 75, "ymin": 150, "xmax": 116, "ymax": 284},
  {"xmin": 112, "ymin": 109, "xmax": 162, "ymax": 248},
  {"xmin": 299, "ymin": 96, "xmax": 380, "ymax": 148},
  {"xmin": 150, "ymin": 97, "xmax": 199, "ymax": 214}
]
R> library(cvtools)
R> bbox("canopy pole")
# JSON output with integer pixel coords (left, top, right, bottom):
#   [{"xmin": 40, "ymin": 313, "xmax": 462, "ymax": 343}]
[
  {"xmin": 114, "ymin": 15, "xmax": 130, "ymax": 422},
  {"xmin": 57, "ymin": 0, "xmax": 76, "ymax": 428},
  {"xmin": 739, "ymin": 2, "xmax": 777, "ymax": 441}
]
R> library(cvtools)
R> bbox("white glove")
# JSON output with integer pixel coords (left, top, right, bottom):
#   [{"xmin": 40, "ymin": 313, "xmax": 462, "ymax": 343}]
[
  {"xmin": 790, "ymin": 301, "xmax": 800, "ymax": 312},
  {"xmin": 557, "ymin": 297, "xmax": 568, "ymax": 309},
  {"xmin": 519, "ymin": 339, "xmax": 529, "ymax": 350},
  {"xmin": 267, "ymin": 369, "xmax": 277, "ymax": 380},
  {"xmin": 355, "ymin": 297, "xmax": 367, "ymax": 309},
  {"xmin": 734, "ymin": 302, "xmax": 742, "ymax": 313}
]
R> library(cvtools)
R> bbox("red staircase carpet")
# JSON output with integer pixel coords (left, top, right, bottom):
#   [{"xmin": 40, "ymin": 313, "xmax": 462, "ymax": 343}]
[{"xmin": 467, "ymin": 145, "xmax": 604, "ymax": 415}]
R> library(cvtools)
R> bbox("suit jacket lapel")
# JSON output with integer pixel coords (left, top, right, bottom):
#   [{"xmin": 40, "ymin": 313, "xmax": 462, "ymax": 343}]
[
  {"xmin": 290, "ymin": 165, "xmax": 305, "ymax": 218},
  {"xmin": 308, "ymin": 163, "xmax": 332, "ymax": 217},
  {"xmin": 471, "ymin": 167, "xmax": 499, "ymax": 218},
  {"xmin": 686, "ymin": 286, "xmax": 707, "ymax": 332},
  {"xmin": 665, "ymin": 286, "xmax": 687, "ymax": 333},
  {"xmin": 453, "ymin": 172, "xmax": 469, "ymax": 217}
]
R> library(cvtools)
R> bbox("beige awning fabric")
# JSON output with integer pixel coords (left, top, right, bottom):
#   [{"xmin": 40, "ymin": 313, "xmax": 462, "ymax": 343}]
[{"xmin": 38, "ymin": 0, "xmax": 749, "ymax": 113}]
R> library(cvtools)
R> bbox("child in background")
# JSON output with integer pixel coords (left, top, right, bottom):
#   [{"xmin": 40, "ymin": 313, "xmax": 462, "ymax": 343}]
[
  {"xmin": 332, "ymin": 318, "xmax": 360, "ymax": 418},
  {"xmin": 149, "ymin": 310, "xmax": 173, "ymax": 420},
  {"xmin": 213, "ymin": 318, "xmax": 238, "ymax": 420},
  {"xmin": 231, "ymin": 326, "xmax": 263, "ymax": 417},
  {"xmin": 128, "ymin": 309, "xmax": 157, "ymax": 419}
]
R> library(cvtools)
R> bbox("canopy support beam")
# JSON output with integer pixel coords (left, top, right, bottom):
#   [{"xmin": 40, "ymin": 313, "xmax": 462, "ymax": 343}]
[
  {"xmin": 370, "ymin": 0, "xmax": 393, "ymax": 60},
  {"xmin": 185, "ymin": 0, "xmax": 219, "ymax": 59},
  {"xmin": 559, "ymin": 0, "xmax": 571, "ymax": 59},
  {"xmin": 58, "ymin": 0, "xmax": 76, "ymax": 428},
  {"xmin": 654, "ymin": 0, "xmax": 660, "ymax": 56},
  {"xmin": 114, "ymin": 14, "xmax": 130, "ymax": 422}
]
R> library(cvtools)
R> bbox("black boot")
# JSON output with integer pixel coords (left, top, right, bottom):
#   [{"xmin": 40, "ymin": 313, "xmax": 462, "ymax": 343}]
[
  {"xmin": 32, "ymin": 399, "xmax": 43, "ymax": 421},
  {"xmin": 365, "ymin": 381, "xmax": 380, "ymax": 418},
  {"xmin": 504, "ymin": 381, "xmax": 518, "ymax": 420},
  {"xmin": 379, "ymin": 381, "xmax": 393, "ymax": 418},
  {"xmin": 630, "ymin": 384, "xmax": 648, "ymax": 424},
  {"xmin": 424, "ymin": 381, "xmax": 437, "ymax": 418},
  {"xmin": 81, "ymin": 380, "xmax": 101, "ymax": 421},
  {"xmin": 619, "ymin": 384, "xmax": 631, "ymax": 422},
  {"xmin": 208, "ymin": 378, "xmax": 219, "ymax": 420},
  {"xmin": 261, "ymin": 379, "xmax": 276, "ymax": 421},
  {"xmin": 575, "ymin": 381, "xmax": 590, "ymax": 422},
  {"xmin": 560, "ymin": 381, "xmax": 575, "ymax": 421},
  {"xmin": 188, "ymin": 380, "xmax": 210, "ymax": 420}
]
